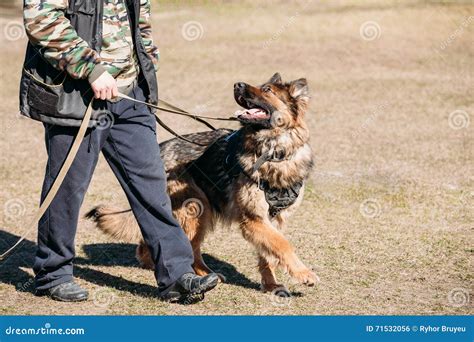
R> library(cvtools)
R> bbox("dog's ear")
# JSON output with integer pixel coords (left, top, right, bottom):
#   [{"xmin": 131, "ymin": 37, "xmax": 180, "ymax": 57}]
[
  {"xmin": 268, "ymin": 72, "xmax": 282, "ymax": 84},
  {"xmin": 289, "ymin": 78, "xmax": 309, "ymax": 100}
]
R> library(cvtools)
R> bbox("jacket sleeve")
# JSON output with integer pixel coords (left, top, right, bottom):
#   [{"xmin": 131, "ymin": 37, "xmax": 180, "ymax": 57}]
[
  {"xmin": 139, "ymin": 0, "xmax": 160, "ymax": 72},
  {"xmin": 23, "ymin": 0, "xmax": 105, "ymax": 82}
]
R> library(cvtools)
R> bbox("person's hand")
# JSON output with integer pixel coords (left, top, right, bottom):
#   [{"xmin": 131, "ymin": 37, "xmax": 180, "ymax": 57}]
[{"xmin": 91, "ymin": 71, "xmax": 118, "ymax": 100}]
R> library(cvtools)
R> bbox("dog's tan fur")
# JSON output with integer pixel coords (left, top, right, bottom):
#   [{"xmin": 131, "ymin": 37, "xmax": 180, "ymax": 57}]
[{"xmin": 87, "ymin": 73, "xmax": 317, "ymax": 292}]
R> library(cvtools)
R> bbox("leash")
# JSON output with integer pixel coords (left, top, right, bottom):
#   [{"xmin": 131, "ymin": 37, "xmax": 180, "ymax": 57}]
[
  {"xmin": 117, "ymin": 92, "xmax": 238, "ymax": 147},
  {"xmin": 117, "ymin": 92, "xmax": 238, "ymax": 122},
  {"xmin": 0, "ymin": 101, "xmax": 94, "ymax": 261}
]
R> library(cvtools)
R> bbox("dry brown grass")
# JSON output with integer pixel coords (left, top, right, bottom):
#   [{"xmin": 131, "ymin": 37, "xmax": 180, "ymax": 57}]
[{"xmin": 0, "ymin": 0, "xmax": 472, "ymax": 315}]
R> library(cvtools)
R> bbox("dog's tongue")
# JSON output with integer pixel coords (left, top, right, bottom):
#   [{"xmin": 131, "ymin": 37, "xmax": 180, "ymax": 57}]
[{"xmin": 234, "ymin": 108, "xmax": 267, "ymax": 119}]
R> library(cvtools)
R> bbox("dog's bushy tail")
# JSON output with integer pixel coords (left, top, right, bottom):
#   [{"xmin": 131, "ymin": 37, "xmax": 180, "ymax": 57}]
[{"xmin": 85, "ymin": 205, "xmax": 142, "ymax": 243}]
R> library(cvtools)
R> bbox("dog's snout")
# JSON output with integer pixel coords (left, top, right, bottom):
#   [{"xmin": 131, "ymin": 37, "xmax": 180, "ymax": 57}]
[{"xmin": 234, "ymin": 82, "xmax": 246, "ymax": 91}]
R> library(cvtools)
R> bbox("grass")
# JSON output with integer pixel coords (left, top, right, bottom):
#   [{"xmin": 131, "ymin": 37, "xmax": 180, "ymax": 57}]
[{"xmin": 0, "ymin": 1, "xmax": 472, "ymax": 315}]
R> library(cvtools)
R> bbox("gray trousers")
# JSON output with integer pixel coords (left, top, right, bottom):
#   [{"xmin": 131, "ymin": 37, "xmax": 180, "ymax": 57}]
[{"xmin": 34, "ymin": 84, "xmax": 194, "ymax": 294}]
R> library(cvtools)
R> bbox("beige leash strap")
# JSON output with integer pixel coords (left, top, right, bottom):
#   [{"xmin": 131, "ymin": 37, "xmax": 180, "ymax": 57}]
[
  {"xmin": 117, "ymin": 92, "xmax": 238, "ymax": 122},
  {"xmin": 117, "ymin": 92, "xmax": 238, "ymax": 145},
  {"xmin": 0, "ymin": 101, "xmax": 94, "ymax": 261}
]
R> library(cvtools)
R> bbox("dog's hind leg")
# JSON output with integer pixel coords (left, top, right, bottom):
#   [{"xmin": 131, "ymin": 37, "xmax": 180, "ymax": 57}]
[
  {"xmin": 181, "ymin": 206, "xmax": 226, "ymax": 281},
  {"xmin": 169, "ymin": 180, "xmax": 225, "ymax": 281},
  {"xmin": 191, "ymin": 240, "xmax": 213, "ymax": 276},
  {"xmin": 136, "ymin": 240, "xmax": 154, "ymax": 269},
  {"xmin": 183, "ymin": 209, "xmax": 212, "ymax": 276},
  {"xmin": 135, "ymin": 234, "xmax": 213, "ymax": 275}
]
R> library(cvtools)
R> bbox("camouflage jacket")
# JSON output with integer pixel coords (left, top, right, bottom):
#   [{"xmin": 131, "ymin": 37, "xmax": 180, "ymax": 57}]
[{"xmin": 24, "ymin": 0, "xmax": 160, "ymax": 87}]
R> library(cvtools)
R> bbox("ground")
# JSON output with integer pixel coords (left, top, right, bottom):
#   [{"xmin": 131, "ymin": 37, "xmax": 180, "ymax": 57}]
[{"xmin": 0, "ymin": 0, "xmax": 472, "ymax": 315}]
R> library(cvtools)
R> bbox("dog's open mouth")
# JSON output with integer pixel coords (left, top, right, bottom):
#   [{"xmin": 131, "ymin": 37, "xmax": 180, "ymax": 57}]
[
  {"xmin": 234, "ymin": 96, "xmax": 271, "ymax": 121},
  {"xmin": 234, "ymin": 108, "xmax": 270, "ymax": 121}
]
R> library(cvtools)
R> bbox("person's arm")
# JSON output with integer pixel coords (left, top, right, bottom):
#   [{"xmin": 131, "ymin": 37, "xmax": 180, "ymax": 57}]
[
  {"xmin": 139, "ymin": 0, "xmax": 160, "ymax": 72},
  {"xmin": 24, "ymin": 0, "xmax": 117, "ymax": 99},
  {"xmin": 24, "ymin": 0, "xmax": 103, "ymax": 81}
]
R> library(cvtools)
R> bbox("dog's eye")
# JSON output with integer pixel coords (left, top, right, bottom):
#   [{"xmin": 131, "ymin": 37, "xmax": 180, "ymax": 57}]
[{"xmin": 262, "ymin": 86, "xmax": 272, "ymax": 93}]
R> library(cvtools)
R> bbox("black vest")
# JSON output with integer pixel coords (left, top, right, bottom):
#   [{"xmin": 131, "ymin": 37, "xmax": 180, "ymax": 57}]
[{"xmin": 19, "ymin": 0, "xmax": 158, "ymax": 127}]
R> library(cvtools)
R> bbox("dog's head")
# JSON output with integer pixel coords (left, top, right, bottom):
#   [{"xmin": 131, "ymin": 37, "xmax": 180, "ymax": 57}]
[{"xmin": 233, "ymin": 73, "xmax": 309, "ymax": 129}]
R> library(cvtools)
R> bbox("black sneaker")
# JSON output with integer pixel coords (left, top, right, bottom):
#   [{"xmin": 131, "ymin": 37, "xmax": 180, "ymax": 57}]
[
  {"xmin": 35, "ymin": 281, "xmax": 88, "ymax": 302},
  {"xmin": 160, "ymin": 273, "xmax": 219, "ymax": 304}
]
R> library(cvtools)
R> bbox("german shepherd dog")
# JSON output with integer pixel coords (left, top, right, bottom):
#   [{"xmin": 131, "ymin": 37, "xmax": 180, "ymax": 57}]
[{"xmin": 87, "ymin": 73, "xmax": 317, "ymax": 293}]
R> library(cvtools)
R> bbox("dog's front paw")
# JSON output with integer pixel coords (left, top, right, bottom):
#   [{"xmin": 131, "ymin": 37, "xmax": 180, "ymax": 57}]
[{"xmin": 292, "ymin": 268, "xmax": 319, "ymax": 286}]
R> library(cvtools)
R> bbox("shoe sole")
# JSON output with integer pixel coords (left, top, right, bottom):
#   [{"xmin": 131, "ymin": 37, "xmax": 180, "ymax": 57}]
[
  {"xmin": 35, "ymin": 291, "xmax": 88, "ymax": 302},
  {"xmin": 50, "ymin": 295, "xmax": 88, "ymax": 302}
]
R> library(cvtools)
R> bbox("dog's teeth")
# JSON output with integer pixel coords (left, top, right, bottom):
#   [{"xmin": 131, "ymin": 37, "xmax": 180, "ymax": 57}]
[{"xmin": 247, "ymin": 109, "xmax": 261, "ymax": 114}]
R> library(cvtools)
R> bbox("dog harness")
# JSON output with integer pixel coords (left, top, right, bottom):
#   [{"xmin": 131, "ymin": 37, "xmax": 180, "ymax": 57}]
[{"xmin": 223, "ymin": 130, "xmax": 303, "ymax": 217}]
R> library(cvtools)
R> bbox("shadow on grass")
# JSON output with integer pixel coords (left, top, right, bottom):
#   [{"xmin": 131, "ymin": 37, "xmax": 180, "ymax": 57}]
[
  {"xmin": 0, "ymin": 230, "xmax": 36, "ymax": 294},
  {"xmin": 77, "ymin": 243, "xmax": 261, "ymax": 291},
  {"xmin": 202, "ymin": 253, "xmax": 260, "ymax": 291},
  {"xmin": 76, "ymin": 243, "xmax": 138, "ymax": 267},
  {"xmin": 0, "ymin": 231, "xmax": 261, "ymax": 298}
]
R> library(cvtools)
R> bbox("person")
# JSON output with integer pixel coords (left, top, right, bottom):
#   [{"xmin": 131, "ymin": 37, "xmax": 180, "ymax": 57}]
[{"xmin": 20, "ymin": 0, "xmax": 218, "ymax": 303}]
